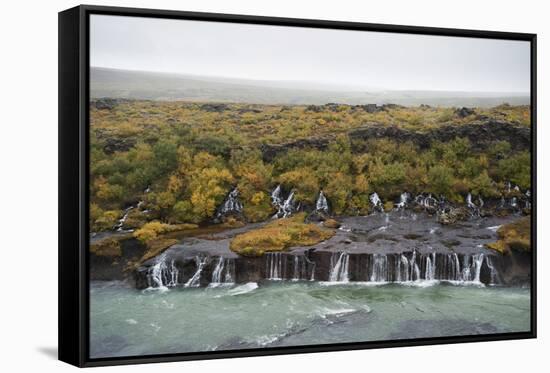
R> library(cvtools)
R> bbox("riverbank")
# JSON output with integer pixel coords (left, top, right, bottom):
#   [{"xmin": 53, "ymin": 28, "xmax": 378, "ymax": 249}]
[{"xmin": 124, "ymin": 211, "xmax": 530, "ymax": 288}]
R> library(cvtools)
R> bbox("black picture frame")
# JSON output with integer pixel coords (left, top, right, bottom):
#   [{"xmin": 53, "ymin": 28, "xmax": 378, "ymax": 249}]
[{"xmin": 58, "ymin": 4, "xmax": 537, "ymax": 368}]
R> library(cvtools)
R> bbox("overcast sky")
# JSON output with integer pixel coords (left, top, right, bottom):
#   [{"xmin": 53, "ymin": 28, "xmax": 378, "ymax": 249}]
[{"xmin": 90, "ymin": 15, "xmax": 530, "ymax": 93}]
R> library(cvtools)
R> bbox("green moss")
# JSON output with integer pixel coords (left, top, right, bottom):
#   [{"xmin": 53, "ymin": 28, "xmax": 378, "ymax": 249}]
[
  {"xmin": 323, "ymin": 219, "xmax": 341, "ymax": 229},
  {"xmin": 486, "ymin": 217, "xmax": 531, "ymax": 254},
  {"xmin": 230, "ymin": 213, "xmax": 335, "ymax": 257},
  {"xmin": 90, "ymin": 237, "xmax": 122, "ymax": 257}
]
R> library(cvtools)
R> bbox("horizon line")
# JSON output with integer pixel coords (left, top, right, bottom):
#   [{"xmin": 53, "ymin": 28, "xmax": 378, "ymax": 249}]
[{"xmin": 90, "ymin": 65, "xmax": 531, "ymax": 96}]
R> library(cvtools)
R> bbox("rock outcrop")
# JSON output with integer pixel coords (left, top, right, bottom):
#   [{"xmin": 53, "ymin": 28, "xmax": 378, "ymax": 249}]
[{"xmin": 261, "ymin": 120, "xmax": 530, "ymax": 162}]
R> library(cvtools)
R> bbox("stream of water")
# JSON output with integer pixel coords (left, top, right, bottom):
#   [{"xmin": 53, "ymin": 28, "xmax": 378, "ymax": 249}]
[{"xmin": 90, "ymin": 281, "xmax": 530, "ymax": 358}]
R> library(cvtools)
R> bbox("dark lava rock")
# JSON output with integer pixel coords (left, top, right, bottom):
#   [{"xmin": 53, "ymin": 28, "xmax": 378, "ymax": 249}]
[
  {"xmin": 455, "ymin": 107, "xmax": 475, "ymax": 118},
  {"xmin": 200, "ymin": 103, "xmax": 228, "ymax": 112},
  {"xmin": 262, "ymin": 120, "xmax": 529, "ymax": 162},
  {"xmin": 437, "ymin": 207, "xmax": 470, "ymax": 225},
  {"xmin": 306, "ymin": 210, "xmax": 330, "ymax": 222},
  {"xmin": 358, "ymin": 104, "xmax": 382, "ymax": 113},
  {"xmin": 306, "ymin": 105, "xmax": 323, "ymax": 113},
  {"xmin": 93, "ymin": 98, "xmax": 118, "ymax": 110},
  {"xmin": 103, "ymin": 137, "xmax": 136, "ymax": 154}
]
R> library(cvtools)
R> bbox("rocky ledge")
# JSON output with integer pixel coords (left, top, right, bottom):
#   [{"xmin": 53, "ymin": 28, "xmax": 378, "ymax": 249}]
[
  {"xmin": 130, "ymin": 211, "xmax": 531, "ymax": 289},
  {"xmin": 261, "ymin": 120, "xmax": 530, "ymax": 162}
]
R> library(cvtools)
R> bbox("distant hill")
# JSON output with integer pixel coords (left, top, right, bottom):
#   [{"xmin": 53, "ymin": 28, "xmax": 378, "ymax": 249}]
[{"xmin": 90, "ymin": 67, "xmax": 529, "ymax": 107}]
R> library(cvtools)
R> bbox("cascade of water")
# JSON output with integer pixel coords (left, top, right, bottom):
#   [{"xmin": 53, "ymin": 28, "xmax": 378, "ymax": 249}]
[
  {"xmin": 291, "ymin": 256, "xmax": 307, "ymax": 281},
  {"xmin": 472, "ymin": 253, "xmax": 485, "ymax": 283},
  {"xmin": 370, "ymin": 192, "xmax": 383, "ymax": 212},
  {"xmin": 370, "ymin": 254, "xmax": 388, "ymax": 282},
  {"xmin": 315, "ymin": 190, "xmax": 329, "ymax": 212},
  {"xmin": 478, "ymin": 196, "xmax": 484, "ymax": 208},
  {"xmin": 396, "ymin": 192, "xmax": 410, "ymax": 210},
  {"xmin": 147, "ymin": 255, "xmax": 167, "ymax": 288},
  {"xmin": 466, "ymin": 193, "xmax": 476, "ymax": 209},
  {"xmin": 210, "ymin": 257, "xmax": 235, "ymax": 286},
  {"xmin": 224, "ymin": 259, "xmax": 235, "ymax": 284},
  {"xmin": 271, "ymin": 185, "xmax": 296, "ymax": 218},
  {"xmin": 461, "ymin": 254, "xmax": 472, "ymax": 281},
  {"xmin": 211, "ymin": 257, "xmax": 225, "ymax": 284},
  {"xmin": 216, "ymin": 188, "xmax": 243, "ymax": 219},
  {"xmin": 266, "ymin": 252, "xmax": 284, "ymax": 280},
  {"xmin": 409, "ymin": 250, "xmax": 421, "ymax": 281},
  {"xmin": 146, "ymin": 253, "xmax": 179, "ymax": 289},
  {"xmin": 281, "ymin": 191, "xmax": 295, "ymax": 218},
  {"xmin": 485, "ymin": 256, "xmax": 498, "ymax": 285},
  {"xmin": 425, "ymin": 253, "xmax": 436, "ymax": 281},
  {"xmin": 452, "ymin": 253, "xmax": 461, "ymax": 281},
  {"xmin": 414, "ymin": 194, "xmax": 438, "ymax": 210},
  {"xmin": 185, "ymin": 256, "xmax": 208, "ymax": 287},
  {"xmin": 271, "ymin": 185, "xmax": 282, "ymax": 206},
  {"xmin": 114, "ymin": 206, "xmax": 134, "ymax": 231},
  {"xmin": 329, "ymin": 252, "xmax": 350, "ymax": 282},
  {"xmin": 398, "ymin": 254, "xmax": 410, "ymax": 282}
]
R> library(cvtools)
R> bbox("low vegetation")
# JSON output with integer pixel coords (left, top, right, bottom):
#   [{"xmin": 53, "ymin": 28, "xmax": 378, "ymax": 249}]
[
  {"xmin": 90, "ymin": 237, "xmax": 122, "ymax": 257},
  {"xmin": 486, "ymin": 217, "xmax": 531, "ymax": 254},
  {"xmin": 230, "ymin": 213, "xmax": 335, "ymax": 256},
  {"xmin": 90, "ymin": 100, "xmax": 531, "ymax": 232}
]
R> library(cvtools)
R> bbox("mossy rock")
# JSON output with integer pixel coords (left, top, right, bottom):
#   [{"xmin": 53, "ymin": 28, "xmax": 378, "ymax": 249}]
[
  {"xmin": 90, "ymin": 237, "xmax": 122, "ymax": 257},
  {"xmin": 323, "ymin": 219, "xmax": 341, "ymax": 229},
  {"xmin": 139, "ymin": 238, "xmax": 179, "ymax": 264},
  {"xmin": 230, "ymin": 213, "xmax": 335, "ymax": 257},
  {"xmin": 486, "ymin": 217, "xmax": 531, "ymax": 254}
]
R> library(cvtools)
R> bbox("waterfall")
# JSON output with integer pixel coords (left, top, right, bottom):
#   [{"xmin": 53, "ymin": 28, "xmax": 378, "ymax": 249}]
[
  {"xmin": 370, "ymin": 254, "xmax": 388, "ymax": 282},
  {"xmin": 396, "ymin": 192, "xmax": 410, "ymax": 210},
  {"xmin": 370, "ymin": 192, "xmax": 383, "ymax": 212},
  {"xmin": 466, "ymin": 193, "xmax": 475, "ymax": 209},
  {"xmin": 315, "ymin": 190, "xmax": 329, "ymax": 212},
  {"xmin": 114, "ymin": 206, "xmax": 134, "ymax": 231},
  {"xmin": 396, "ymin": 254, "xmax": 410, "ymax": 282},
  {"xmin": 216, "ymin": 187, "xmax": 243, "ymax": 219},
  {"xmin": 472, "ymin": 254, "xmax": 484, "ymax": 283},
  {"xmin": 271, "ymin": 185, "xmax": 296, "ymax": 218},
  {"xmin": 485, "ymin": 256, "xmax": 499, "ymax": 285},
  {"xmin": 271, "ymin": 184, "xmax": 283, "ymax": 206},
  {"xmin": 210, "ymin": 257, "xmax": 235, "ymax": 286},
  {"xmin": 414, "ymin": 194, "xmax": 438, "ymax": 210},
  {"xmin": 146, "ymin": 253, "xmax": 179, "ymax": 289},
  {"xmin": 329, "ymin": 252, "xmax": 350, "ymax": 282},
  {"xmin": 459, "ymin": 254, "xmax": 485, "ymax": 283},
  {"xmin": 185, "ymin": 256, "xmax": 208, "ymax": 288},
  {"xmin": 425, "ymin": 253, "xmax": 436, "ymax": 281},
  {"xmin": 290, "ymin": 256, "xmax": 308, "ymax": 281},
  {"xmin": 266, "ymin": 252, "xmax": 284, "ymax": 280},
  {"xmin": 451, "ymin": 253, "xmax": 461, "ymax": 281},
  {"xmin": 281, "ymin": 191, "xmax": 295, "ymax": 218}
]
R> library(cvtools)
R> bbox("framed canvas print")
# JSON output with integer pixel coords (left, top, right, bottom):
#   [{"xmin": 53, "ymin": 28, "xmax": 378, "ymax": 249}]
[{"xmin": 58, "ymin": 5, "xmax": 536, "ymax": 367}]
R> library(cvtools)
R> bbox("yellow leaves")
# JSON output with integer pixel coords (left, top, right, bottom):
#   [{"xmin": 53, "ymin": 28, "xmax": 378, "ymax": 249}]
[
  {"xmin": 167, "ymin": 174, "xmax": 184, "ymax": 194},
  {"xmin": 487, "ymin": 217, "xmax": 531, "ymax": 254},
  {"xmin": 251, "ymin": 191, "xmax": 266, "ymax": 205},
  {"xmin": 133, "ymin": 221, "xmax": 171, "ymax": 243},
  {"xmin": 190, "ymin": 187, "xmax": 218, "ymax": 218},
  {"xmin": 230, "ymin": 213, "xmax": 335, "ymax": 256},
  {"xmin": 353, "ymin": 174, "xmax": 370, "ymax": 194}
]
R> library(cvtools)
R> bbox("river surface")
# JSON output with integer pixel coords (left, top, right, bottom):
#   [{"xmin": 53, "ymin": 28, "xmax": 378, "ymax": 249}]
[{"xmin": 90, "ymin": 281, "xmax": 530, "ymax": 358}]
